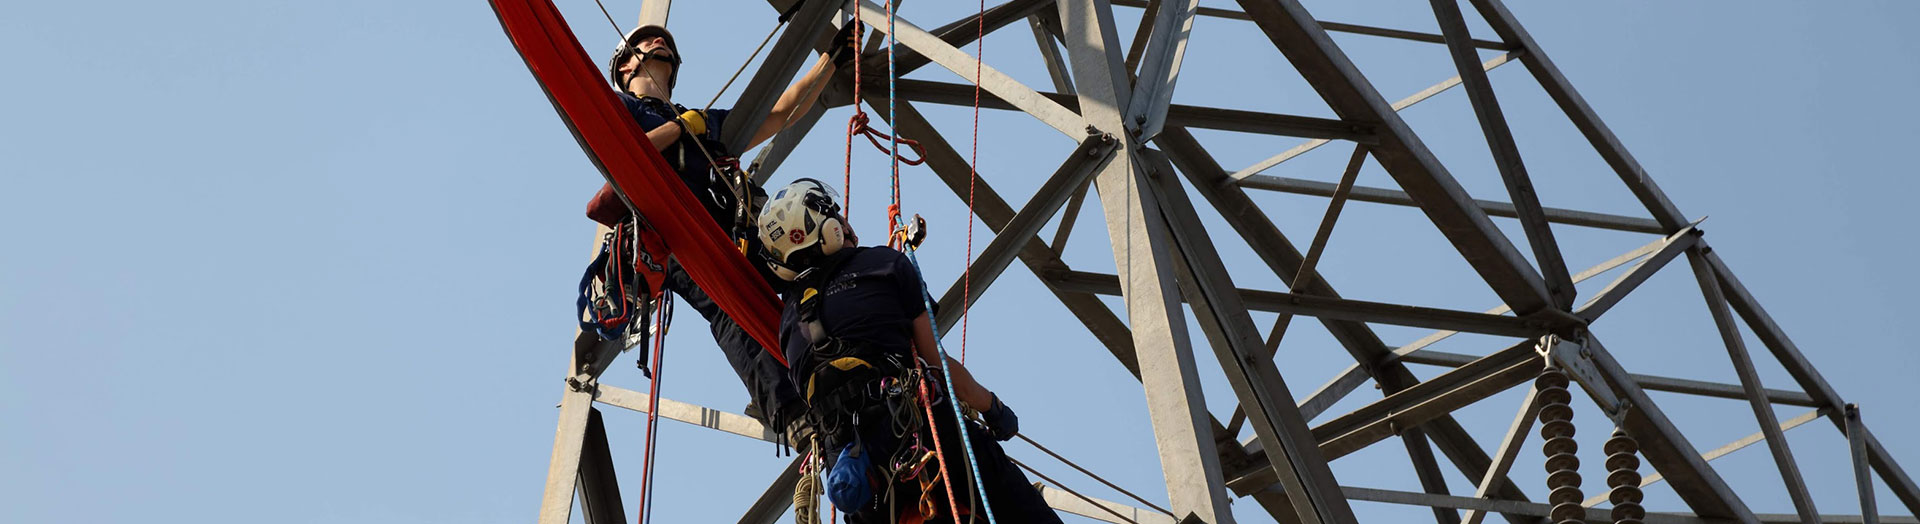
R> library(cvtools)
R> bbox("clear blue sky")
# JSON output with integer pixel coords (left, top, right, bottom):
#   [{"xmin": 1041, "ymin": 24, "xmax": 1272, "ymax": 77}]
[{"xmin": 4, "ymin": 1, "xmax": 1916, "ymax": 523}]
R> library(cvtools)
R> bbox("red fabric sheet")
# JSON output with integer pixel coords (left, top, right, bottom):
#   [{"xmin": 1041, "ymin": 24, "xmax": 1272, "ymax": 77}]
[{"xmin": 491, "ymin": 0, "xmax": 787, "ymax": 366}]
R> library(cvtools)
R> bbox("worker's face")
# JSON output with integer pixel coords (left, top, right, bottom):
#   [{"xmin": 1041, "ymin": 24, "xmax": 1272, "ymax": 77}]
[
  {"xmin": 633, "ymin": 35, "xmax": 674, "ymax": 59},
  {"xmin": 617, "ymin": 36, "xmax": 676, "ymax": 95}
]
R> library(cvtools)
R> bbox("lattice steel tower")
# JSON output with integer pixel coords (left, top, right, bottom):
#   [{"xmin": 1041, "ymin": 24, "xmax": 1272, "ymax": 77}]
[{"xmin": 521, "ymin": 1, "xmax": 1920, "ymax": 523}]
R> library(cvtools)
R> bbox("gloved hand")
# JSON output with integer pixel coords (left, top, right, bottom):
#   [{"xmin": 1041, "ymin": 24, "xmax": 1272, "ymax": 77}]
[
  {"xmin": 828, "ymin": 21, "xmax": 861, "ymax": 69},
  {"xmin": 981, "ymin": 394, "xmax": 1019, "ymax": 441},
  {"xmin": 677, "ymin": 109, "xmax": 708, "ymax": 136}
]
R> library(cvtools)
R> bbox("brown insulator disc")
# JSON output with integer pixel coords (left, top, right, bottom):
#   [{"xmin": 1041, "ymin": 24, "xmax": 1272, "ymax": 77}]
[
  {"xmin": 1547, "ymin": 469, "xmax": 1583, "ymax": 489},
  {"xmin": 1543, "ymin": 435, "xmax": 1580, "ymax": 456},
  {"xmin": 1550, "ymin": 502, "xmax": 1587, "ymax": 523},
  {"xmin": 1611, "ymin": 503, "xmax": 1646, "ymax": 521},
  {"xmin": 1605, "ymin": 468, "xmax": 1642, "ymax": 489},
  {"xmin": 1549, "ymin": 485, "xmax": 1586, "ymax": 505},
  {"xmin": 1603, "ymin": 453, "xmax": 1640, "ymax": 472},
  {"xmin": 1544, "ymin": 452, "xmax": 1580, "ymax": 473}
]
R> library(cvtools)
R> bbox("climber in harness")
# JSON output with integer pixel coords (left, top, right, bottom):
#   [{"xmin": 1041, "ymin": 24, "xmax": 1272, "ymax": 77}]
[
  {"xmin": 758, "ymin": 179, "xmax": 1061, "ymax": 523},
  {"xmin": 580, "ymin": 21, "xmax": 858, "ymax": 441}
]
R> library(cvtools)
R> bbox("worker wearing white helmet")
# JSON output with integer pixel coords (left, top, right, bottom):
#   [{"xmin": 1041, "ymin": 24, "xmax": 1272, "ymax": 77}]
[{"xmin": 759, "ymin": 178, "xmax": 1062, "ymax": 523}]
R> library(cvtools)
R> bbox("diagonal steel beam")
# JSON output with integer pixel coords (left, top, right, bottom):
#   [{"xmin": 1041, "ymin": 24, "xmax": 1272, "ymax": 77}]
[
  {"xmin": 1574, "ymin": 225, "xmax": 1700, "ymax": 322},
  {"xmin": 1430, "ymin": 0, "xmax": 1577, "ymax": 310},
  {"xmin": 1306, "ymin": 341, "xmax": 1540, "ymax": 461},
  {"xmin": 1127, "ymin": 0, "xmax": 1197, "ymax": 139},
  {"xmin": 1571, "ymin": 338, "xmax": 1758, "ymax": 522},
  {"xmin": 1155, "ymin": 127, "xmax": 1538, "ymax": 524},
  {"xmin": 1461, "ymin": 384, "xmax": 1542, "ymax": 524},
  {"xmin": 1704, "ymin": 250, "xmax": 1920, "ymax": 515},
  {"xmin": 720, "ymin": 0, "xmax": 841, "ymax": 152},
  {"xmin": 934, "ymin": 132, "xmax": 1118, "ymax": 332},
  {"xmin": 1147, "ymin": 148, "xmax": 1358, "ymax": 524},
  {"xmin": 1400, "ymin": 427, "xmax": 1464, "ymax": 524},
  {"xmin": 1465, "ymin": 0, "xmax": 1688, "ymax": 232},
  {"xmin": 1234, "ymin": 0, "xmax": 1553, "ymax": 315},
  {"xmin": 578, "ymin": 408, "xmax": 627, "ymax": 524},
  {"xmin": 737, "ymin": 457, "xmax": 806, "ymax": 524},
  {"xmin": 858, "ymin": 0, "xmax": 1084, "ymax": 137},
  {"xmin": 1686, "ymin": 247, "xmax": 1819, "ymax": 523},
  {"xmin": 879, "ymin": 0, "xmax": 1057, "ymax": 77}
]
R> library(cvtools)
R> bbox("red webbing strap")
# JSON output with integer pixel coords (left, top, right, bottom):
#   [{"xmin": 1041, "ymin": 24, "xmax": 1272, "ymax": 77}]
[{"xmin": 490, "ymin": 0, "xmax": 787, "ymax": 366}]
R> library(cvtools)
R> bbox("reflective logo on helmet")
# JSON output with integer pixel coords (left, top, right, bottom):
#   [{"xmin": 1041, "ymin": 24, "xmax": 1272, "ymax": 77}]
[{"xmin": 790, "ymin": 229, "xmax": 806, "ymax": 244}]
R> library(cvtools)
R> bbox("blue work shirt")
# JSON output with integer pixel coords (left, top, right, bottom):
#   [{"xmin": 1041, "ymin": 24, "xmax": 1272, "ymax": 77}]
[
  {"xmin": 617, "ymin": 92, "xmax": 737, "ymax": 227},
  {"xmin": 779, "ymin": 247, "xmax": 930, "ymax": 385}
]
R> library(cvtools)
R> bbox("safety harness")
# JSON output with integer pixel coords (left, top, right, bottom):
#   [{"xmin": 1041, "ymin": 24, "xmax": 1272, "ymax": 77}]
[
  {"xmin": 788, "ymin": 248, "xmax": 976, "ymax": 520},
  {"xmin": 576, "ymin": 218, "xmax": 670, "ymax": 370}
]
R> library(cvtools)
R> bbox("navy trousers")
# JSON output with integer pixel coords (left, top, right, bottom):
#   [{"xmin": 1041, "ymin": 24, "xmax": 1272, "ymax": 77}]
[{"xmin": 662, "ymin": 254, "xmax": 804, "ymax": 430}]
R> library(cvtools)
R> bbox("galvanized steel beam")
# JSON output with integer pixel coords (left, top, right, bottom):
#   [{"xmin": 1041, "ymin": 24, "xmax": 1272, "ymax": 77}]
[
  {"xmin": 720, "ymin": 0, "xmax": 841, "ymax": 152},
  {"xmin": 1233, "ymin": 0, "xmax": 1555, "ymax": 315},
  {"xmin": 1686, "ymin": 247, "xmax": 1819, "ymax": 523}
]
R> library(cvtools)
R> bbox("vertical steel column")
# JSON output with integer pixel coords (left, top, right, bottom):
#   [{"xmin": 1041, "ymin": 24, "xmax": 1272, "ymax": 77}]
[
  {"xmin": 637, "ymin": 0, "xmax": 669, "ymax": 27},
  {"xmin": 1056, "ymin": 0, "xmax": 1235, "ymax": 520},
  {"xmin": 537, "ymin": 388, "xmax": 596, "ymax": 524},
  {"xmin": 1127, "ymin": 0, "xmax": 1197, "ymax": 139}
]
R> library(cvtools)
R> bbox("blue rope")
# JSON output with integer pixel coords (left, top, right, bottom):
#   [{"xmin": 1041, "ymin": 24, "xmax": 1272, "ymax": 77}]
[
  {"xmin": 883, "ymin": 2, "xmax": 994, "ymax": 519},
  {"xmin": 902, "ymin": 246, "xmax": 998, "ymax": 523}
]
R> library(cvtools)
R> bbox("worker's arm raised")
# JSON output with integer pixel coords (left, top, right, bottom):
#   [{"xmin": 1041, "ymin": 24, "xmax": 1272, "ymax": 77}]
[{"xmin": 745, "ymin": 54, "xmax": 835, "ymax": 150}]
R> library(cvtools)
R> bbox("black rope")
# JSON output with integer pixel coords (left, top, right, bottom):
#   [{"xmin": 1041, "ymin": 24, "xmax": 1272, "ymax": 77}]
[{"xmin": 1014, "ymin": 433, "xmax": 1175, "ymax": 517}]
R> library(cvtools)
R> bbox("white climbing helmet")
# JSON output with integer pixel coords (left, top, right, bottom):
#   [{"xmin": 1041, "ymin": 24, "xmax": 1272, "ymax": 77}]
[{"xmin": 758, "ymin": 178, "xmax": 849, "ymax": 281}]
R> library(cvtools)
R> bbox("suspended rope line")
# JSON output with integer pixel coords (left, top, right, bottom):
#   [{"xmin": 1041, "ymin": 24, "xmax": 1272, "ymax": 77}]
[
  {"xmin": 842, "ymin": 18, "xmax": 864, "ymax": 215},
  {"xmin": 902, "ymin": 247, "xmax": 999, "ymax": 523},
  {"xmin": 916, "ymin": 361, "xmax": 965, "ymax": 520},
  {"xmin": 1007, "ymin": 456, "xmax": 1141, "ymax": 524},
  {"xmin": 884, "ymin": 0, "xmax": 907, "ymax": 241},
  {"xmin": 588, "ymin": 0, "xmax": 623, "ymax": 38},
  {"xmin": 1014, "ymin": 433, "xmax": 1174, "ymax": 517},
  {"xmin": 960, "ymin": 0, "xmax": 984, "ymax": 364},
  {"xmin": 703, "ymin": 18, "xmax": 788, "ymax": 113},
  {"xmin": 635, "ymin": 293, "xmax": 674, "ymax": 524}
]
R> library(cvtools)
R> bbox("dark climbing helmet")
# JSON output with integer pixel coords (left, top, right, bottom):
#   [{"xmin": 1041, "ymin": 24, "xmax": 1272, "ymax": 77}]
[{"xmin": 608, "ymin": 25, "xmax": 681, "ymax": 94}]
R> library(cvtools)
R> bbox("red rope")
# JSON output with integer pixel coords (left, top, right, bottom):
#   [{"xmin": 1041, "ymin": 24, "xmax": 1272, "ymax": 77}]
[
  {"xmin": 917, "ymin": 362, "xmax": 964, "ymax": 520},
  {"xmin": 635, "ymin": 302, "xmax": 669, "ymax": 523},
  {"xmin": 961, "ymin": 0, "xmax": 984, "ymax": 364},
  {"xmin": 844, "ymin": 20, "xmax": 861, "ymax": 216}
]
